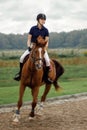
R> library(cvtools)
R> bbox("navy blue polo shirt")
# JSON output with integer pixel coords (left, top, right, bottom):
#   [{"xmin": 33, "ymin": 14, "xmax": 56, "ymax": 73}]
[{"xmin": 29, "ymin": 25, "xmax": 49, "ymax": 43}]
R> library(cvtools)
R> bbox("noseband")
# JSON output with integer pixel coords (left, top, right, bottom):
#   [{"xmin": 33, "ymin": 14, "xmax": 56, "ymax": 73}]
[{"xmin": 31, "ymin": 56, "xmax": 43, "ymax": 63}]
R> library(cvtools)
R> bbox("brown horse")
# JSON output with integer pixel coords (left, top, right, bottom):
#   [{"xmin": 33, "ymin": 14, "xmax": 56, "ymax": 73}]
[{"xmin": 13, "ymin": 36, "xmax": 64, "ymax": 122}]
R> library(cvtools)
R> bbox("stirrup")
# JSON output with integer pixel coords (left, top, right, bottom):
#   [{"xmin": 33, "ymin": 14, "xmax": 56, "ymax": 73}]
[
  {"xmin": 14, "ymin": 73, "xmax": 20, "ymax": 81},
  {"xmin": 45, "ymin": 77, "xmax": 53, "ymax": 84},
  {"xmin": 48, "ymin": 78, "xmax": 53, "ymax": 83}
]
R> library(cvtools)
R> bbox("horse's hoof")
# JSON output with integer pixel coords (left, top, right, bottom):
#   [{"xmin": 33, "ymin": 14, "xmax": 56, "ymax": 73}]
[
  {"xmin": 29, "ymin": 116, "xmax": 35, "ymax": 120},
  {"xmin": 29, "ymin": 111, "xmax": 35, "ymax": 117},
  {"xmin": 13, "ymin": 117, "xmax": 19, "ymax": 123}
]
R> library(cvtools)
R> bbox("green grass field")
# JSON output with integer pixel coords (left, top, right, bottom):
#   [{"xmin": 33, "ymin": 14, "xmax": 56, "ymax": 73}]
[
  {"xmin": 0, "ymin": 79, "xmax": 87, "ymax": 105},
  {"xmin": 0, "ymin": 50, "xmax": 87, "ymax": 105},
  {"xmin": 0, "ymin": 63, "xmax": 87, "ymax": 105}
]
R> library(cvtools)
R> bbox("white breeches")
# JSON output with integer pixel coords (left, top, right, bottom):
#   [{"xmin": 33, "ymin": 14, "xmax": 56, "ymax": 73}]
[
  {"xmin": 20, "ymin": 49, "xmax": 50, "ymax": 66},
  {"xmin": 20, "ymin": 49, "xmax": 30, "ymax": 63},
  {"xmin": 44, "ymin": 51, "xmax": 50, "ymax": 66}
]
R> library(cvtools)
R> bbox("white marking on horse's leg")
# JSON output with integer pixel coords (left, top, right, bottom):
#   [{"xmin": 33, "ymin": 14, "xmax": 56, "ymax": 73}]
[
  {"xmin": 13, "ymin": 109, "xmax": 20, "ymax": 122},
  {"xmin": 13, "ymin": 113, "xmax": 20, "ymax": 122},
  {"xmin": 35, "ymin": 102, "xmax": 44, "ymax": 116},
  {"xmin": 39, "ymin": 102, "xmax": 44, "ymax": 108}
]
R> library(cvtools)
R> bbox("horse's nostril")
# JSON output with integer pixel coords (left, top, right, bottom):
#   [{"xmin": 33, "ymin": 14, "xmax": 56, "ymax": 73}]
[
  {"xmin": 36, "ymin": 64, "xmax": 42, "ymax": 69},
  {"xmin": 38, "ymin": 65, "xmax": 42, "ymax": 69}
]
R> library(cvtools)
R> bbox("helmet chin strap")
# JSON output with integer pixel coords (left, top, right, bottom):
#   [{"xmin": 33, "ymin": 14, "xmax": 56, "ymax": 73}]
[{"xmin": 38, "ymin": 21, "xmax": 43, "ymax": 28}]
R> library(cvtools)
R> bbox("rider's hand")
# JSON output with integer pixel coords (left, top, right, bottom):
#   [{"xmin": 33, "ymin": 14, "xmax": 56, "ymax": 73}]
[{"xmin": 28, "ymin": 47, "xmax": 32, "ymax": 51}]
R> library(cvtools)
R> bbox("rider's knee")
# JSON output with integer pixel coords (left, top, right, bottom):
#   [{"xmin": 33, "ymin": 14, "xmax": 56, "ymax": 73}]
[
  {"xmin": 45, "ymin": 59, "xmax": 50, "ymax": 66},
  {"xmin": 20, "ymin": 55, "xmax": 24, "ymax": 63},
  {"xmin": 44, "ymin": 52, "xmax": 50, "ymax": 66}
]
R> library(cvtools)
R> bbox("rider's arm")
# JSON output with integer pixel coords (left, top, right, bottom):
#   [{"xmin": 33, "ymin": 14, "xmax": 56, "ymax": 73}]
[{"xmin": 27, "ymin": 34, "xmax": 32, "ymax": 47}]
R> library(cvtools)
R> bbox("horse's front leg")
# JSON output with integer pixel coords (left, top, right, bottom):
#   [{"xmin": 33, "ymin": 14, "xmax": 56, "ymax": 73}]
[
  {"xmin": 29, "ymin": 86, "xmax": 39, "ymax": 118},
  {"xmin": 17, "ymin": 83, "xmax": 26, "ymax": 110},
  {"xmin": 13, "ymin": 83, "xmax": 26, "ymax": 122}
]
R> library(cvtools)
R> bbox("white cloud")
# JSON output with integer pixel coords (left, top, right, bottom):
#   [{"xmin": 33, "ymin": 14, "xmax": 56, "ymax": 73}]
[{"xmin": 0, "ymin": 0, "xmax": 87, "ymax": 34}]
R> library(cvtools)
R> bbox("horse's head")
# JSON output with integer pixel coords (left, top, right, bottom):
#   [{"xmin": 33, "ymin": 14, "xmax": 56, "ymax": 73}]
[
  {"xmin": 30, "ymin": 44, "xmax": 45, "ymax": 70},
  {"xmin": 36, "ymin": 35, "xmax": 47, "ymax": 47}
]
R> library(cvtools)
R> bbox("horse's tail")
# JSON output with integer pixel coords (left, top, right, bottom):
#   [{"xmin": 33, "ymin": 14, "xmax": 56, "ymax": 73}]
[
  {"xmin": 52, "ymin": 59, "xmax": 64, "ymax": 91},
  {"xmin": 52, "ymin": 59, "xmax": 64, "ymax": 80}
]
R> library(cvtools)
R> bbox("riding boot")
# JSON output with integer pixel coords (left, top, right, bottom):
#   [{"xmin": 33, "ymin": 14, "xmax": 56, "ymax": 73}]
[
  {"xmin": 14, "ymin": 63, "xmax": 23, "ymax": 81},
  {"xmin": 45, "ymin": 66, "xmax": 52, "ymax": 83},
  {"xmin": 46, "ymin": 65, "xmax": 52, "ymax": 72}
]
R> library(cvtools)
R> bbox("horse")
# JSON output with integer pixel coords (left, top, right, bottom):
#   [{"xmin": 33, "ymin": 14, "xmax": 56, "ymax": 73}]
[{"xmin": 13, "ymin": 36, "xmax": 64, "ymax": 122}]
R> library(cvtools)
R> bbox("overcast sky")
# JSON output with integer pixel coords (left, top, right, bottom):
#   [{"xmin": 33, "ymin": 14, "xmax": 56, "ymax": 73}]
[{"xmin": 0, "ymin": 0, "xmax": 87, "ymax": 34}]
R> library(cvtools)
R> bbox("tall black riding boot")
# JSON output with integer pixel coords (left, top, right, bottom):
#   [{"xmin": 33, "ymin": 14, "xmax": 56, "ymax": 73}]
[
  {"xmin": 45, "ymin": 66, "xmax": 52, "ymax": 83},
  {"xmin": 46, "ymin": 66, "xmax": 52, "ymax": 73},
  {"xmin": 14, "ymin": 63, "xmax": 23, "ymax": 81}
]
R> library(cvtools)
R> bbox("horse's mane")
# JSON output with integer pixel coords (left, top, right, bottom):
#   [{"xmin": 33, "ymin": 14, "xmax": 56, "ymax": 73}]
[{"xmin": 36, "ymin": 36, "xmax": 47, "ymax": 47}]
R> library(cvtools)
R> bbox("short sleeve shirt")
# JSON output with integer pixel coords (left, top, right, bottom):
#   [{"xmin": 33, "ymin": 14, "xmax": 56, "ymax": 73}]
[{"xmin": 29, "ymin": 25, "xmax": 49, "ymax": 43}]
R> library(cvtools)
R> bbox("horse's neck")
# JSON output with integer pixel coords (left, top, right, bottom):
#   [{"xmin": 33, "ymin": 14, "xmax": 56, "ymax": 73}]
[{"xmin": 27, "ymin": 57, "xmax": 34, "ymax": 70}]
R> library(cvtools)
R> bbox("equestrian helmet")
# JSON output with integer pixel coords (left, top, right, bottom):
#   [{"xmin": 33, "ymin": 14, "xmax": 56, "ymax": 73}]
[{"xmin": 37, "ymin": 13, "xmax": 46, "ymax": 21}]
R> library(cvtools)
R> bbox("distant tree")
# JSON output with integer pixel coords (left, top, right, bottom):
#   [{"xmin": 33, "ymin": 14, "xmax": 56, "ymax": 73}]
[{"xmin": 0, "ymin": 29, "xmax": 87, "ymax": 50}]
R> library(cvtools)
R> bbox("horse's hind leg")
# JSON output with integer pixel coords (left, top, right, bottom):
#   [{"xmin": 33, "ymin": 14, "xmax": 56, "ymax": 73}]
[
  {"xmin": 35, "ymin": 84, "xmax": 51, "ymax": 116},
  {"xmin": 13, "ymin": 83, "xmax": 26, "ymax": 122},
  {"xmin": 41, "ymin": 84, "xmax": 51, "ymax": 102}
]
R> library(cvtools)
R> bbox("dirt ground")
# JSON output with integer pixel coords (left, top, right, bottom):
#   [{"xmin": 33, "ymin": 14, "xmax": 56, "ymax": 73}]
[{"xmin": 0, "ymin": 96, "xmax": 87, "ymax": 130}]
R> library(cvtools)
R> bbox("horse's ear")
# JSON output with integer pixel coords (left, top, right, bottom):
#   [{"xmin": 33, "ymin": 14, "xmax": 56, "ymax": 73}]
[
  {"xmin": 37, "ymin": 35, "xmax": 42, "ymax": 44},
  {"xmin": 37, "ymin": 36, "xmax": 47, "ymax": 47}
]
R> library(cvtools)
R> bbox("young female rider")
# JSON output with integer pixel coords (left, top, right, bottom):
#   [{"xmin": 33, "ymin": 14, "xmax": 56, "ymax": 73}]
[{"xmin": 14, "ymin": 13, "xmax": 51, "ymax": 81}]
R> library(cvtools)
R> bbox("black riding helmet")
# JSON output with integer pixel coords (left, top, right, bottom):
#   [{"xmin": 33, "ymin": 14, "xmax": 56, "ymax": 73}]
[{"xmin": 37, "ymin": 13, "xmax": 46, "ymax": 21}]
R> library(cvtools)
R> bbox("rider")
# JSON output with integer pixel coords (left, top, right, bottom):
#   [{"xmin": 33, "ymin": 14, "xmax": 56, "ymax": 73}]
[{"xmin": 14, "ymin": 13, "xmax": 51, "ymax": 81}]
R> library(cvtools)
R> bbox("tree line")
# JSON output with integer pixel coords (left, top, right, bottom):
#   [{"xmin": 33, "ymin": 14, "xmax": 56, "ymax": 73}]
[{"xmin": 0, "ymin": 29, "xmax": 87, "ymax": 50}]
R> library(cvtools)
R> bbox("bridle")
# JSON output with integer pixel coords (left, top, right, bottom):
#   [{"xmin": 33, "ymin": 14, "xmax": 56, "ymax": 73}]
[{"xmin": 30, "ymin": 48, "xmax": 44, "ymax": 70}]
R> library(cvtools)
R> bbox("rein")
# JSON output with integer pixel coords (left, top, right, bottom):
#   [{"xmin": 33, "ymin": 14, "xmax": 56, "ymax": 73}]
[
  {"xmin": 29, "ymin": 40, "xmax": 45, "ymax": 70},
  {"xmin": 31, "ymin": 56, "xmax": 43, "ymax": 63},
  {"xmin": 30, "ymin": 50, "xmax": 43, "ymax": 63}
]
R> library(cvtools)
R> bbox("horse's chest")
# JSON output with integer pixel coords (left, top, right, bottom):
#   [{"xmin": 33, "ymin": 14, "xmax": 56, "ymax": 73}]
[{"xmin": 22, "ymin": 72, "xmax": 43, "ymax": 87}]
